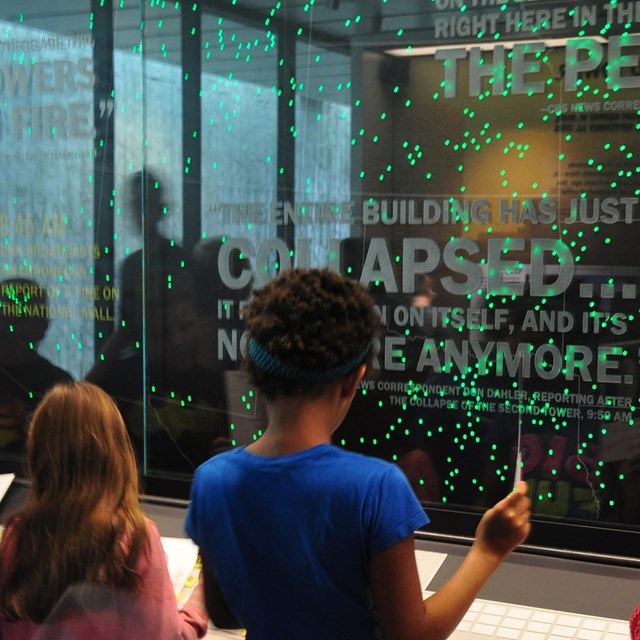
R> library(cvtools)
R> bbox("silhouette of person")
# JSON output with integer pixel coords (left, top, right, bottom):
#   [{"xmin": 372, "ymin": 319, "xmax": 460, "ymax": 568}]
[
  {"xmin": 0, "ymin": 278, "xmax": 73, "ymax": 469},
  {"xmin": 87, "ymin": 268, "xmax": 229, "ymax": 474},
  {"xmin": 88, "ymin": 169, "xmax": 228, "ymax": 475},
  {"xmin": 118, "ymin": 168, "xmax": 205, "ymax": 341}
]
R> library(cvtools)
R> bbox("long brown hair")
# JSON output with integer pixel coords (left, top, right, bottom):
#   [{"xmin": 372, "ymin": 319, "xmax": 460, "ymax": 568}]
[{"xmin": 0, "ymin": 382, "xmax": 148, "ymax": 622}]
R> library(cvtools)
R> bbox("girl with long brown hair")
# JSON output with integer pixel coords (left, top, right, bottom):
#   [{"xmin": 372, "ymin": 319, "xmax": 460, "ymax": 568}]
[{"xmin": 0, "ymin": 381, "xmax": 207, "ymax": 639}]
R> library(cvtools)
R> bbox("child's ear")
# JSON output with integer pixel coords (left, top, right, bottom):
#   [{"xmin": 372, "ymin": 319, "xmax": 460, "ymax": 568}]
[{"xmin": 341, "ymin": 363, "xmax": 367, "ymax": 399}]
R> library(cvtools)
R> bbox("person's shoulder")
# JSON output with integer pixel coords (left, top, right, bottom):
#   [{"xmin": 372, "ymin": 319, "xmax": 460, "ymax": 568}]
[
  {"xmin": 319, "ymin": 448, "xmax": 415, "ymax": 502},
  {"xmin": 631, "ymin": 604, "xmax": 640, "ymax": 640},
  {"xmin": 143, "ymin": 516, "xmax": 161, "ymax": 536},
  {"xmin": 193, "ymin": 445, "xmax": 398, "ymax": 478},
  {"xmin": 190, "ymin": 450, "xmax": 242, "ymax": 498},
  {"xmin": 30, "ymin": 355, "xmax": 74, "ymax": 383},
  {"xmin": 327, "ymin": 445, "xmax": 392, "ymax": 464},
  {"xmin": 118, "ymin": 517, "xmax": 160, "ymax": 555},
  {"xmin": 324, "ymin": 446, "xmax": 401, "ymax": 476},
  {"xmin": 195, "ymin": 447, "xmax": 242, "ymax": 474},
  {"xmin": 10, "ymin": 353, "xmax": 73, "ymax": 381}
]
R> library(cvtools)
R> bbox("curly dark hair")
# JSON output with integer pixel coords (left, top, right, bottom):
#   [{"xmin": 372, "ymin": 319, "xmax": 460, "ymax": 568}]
[{"xmin": 243, "ymin": 268, "xmax": 381, "ymax": 399}]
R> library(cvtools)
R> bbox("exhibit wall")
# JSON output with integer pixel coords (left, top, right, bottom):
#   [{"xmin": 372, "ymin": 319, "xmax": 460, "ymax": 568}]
[{"xmin": 0, "ymin": 0, "xmax": 638, "ymax": 556}]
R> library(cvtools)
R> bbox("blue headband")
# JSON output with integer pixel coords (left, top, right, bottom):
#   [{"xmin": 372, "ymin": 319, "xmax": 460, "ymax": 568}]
[{"xmin": 249, "ymin": 338, "xmax": 370, "ymax": 383}]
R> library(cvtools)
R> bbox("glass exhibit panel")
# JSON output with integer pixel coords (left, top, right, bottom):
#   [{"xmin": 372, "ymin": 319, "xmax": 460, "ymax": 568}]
[
  {"xmin": 0, "ymin": 1, "xmax": 96, "ymax": 474},
  {"xmin": 195, "ymin": 12, "xmax": 280, "ymax": 456},
  {"xmin": 199, "ymin": 11, "xmax": 278, "ymax": 239},
  {"xmin": 0, "ymin": 0, "xmax": 638, "ymax": 557},
  {"xmin": 333, "ymin": 2, "xmax": 640, "ymax": 545},
  {"xmin": 199, "ymin": 1, "xmax": 637, "ymax": 553},
  {"xmin": 95, "ymin": 1, "xmax": 190, "ymax": 479},
  {"xmin": 293, "ymin": 42, "xmax": 352, "ymax": 268}
]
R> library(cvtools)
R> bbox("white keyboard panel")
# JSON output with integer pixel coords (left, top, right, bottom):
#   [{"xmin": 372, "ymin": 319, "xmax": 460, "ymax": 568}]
[
  {"xmin": 205, "ymin": 598, "xmax": 630, "ymax": 640},
  {"xmin": 425, "ymin": 593, "xmax": 630, "ymax": 640}
]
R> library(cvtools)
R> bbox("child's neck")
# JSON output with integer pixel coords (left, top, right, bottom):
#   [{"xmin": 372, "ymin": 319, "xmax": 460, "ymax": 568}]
[
  {"xmin": 246, "ymin": 392, "xmax": 338, "ymax": 457},
  {"xmin": 247, "ymin": 428, "xmax": 329, "ymax": 456}
]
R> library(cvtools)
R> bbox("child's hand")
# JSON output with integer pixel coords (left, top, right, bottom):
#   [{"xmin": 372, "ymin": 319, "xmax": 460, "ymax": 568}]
[{"xmin": 474, "ymin": 481, "xmax": 531, "ymax": 561}]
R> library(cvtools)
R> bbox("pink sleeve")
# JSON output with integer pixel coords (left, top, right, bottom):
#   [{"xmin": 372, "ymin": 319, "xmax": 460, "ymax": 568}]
[
  {"xmin": 0, "ymin": 519, "xmax": 19, "ymax": 588},
  {"xmin": 139, "ymin": 519, "xmax": 209, "ymax": 640},
  {"xmin": 631, "ymin": 605, "xmax": 640, "ymax": 640}
]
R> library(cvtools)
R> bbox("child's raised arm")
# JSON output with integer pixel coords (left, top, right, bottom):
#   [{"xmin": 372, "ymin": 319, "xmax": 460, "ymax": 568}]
[{"xmin": 370, "ymin": 481, "xmax": 531, "ymax": 640}]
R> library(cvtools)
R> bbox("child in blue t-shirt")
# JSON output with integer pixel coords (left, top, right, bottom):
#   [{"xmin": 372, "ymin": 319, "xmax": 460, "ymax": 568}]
[{"xmin": 186, "ymin": 267, "xmax": 531, "ymax": 640}]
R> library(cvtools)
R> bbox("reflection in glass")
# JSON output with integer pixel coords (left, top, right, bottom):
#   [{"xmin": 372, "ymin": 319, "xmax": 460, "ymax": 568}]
[{"xmin": 0, "ymin": 1, "xmax": 638, "ymax": 555}]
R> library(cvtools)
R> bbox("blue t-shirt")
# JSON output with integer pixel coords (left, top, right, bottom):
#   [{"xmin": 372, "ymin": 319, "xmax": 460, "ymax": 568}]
[{"xmin": 186, "ymin": 444, "xmax": 429, "ymax": 640}]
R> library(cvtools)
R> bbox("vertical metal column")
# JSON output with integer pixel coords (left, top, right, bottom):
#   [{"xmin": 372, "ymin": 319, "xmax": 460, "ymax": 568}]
[
  {"xmin": 277, "ymin": 26, "xmax": 296, "ymax": 250},
  {"xmin": 181, "ymin": 3, "xmax": 202, "ymax": 254},
  {"xmin": 91, "ymin": 0, "xmax": 116, "ymax": 356}
]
